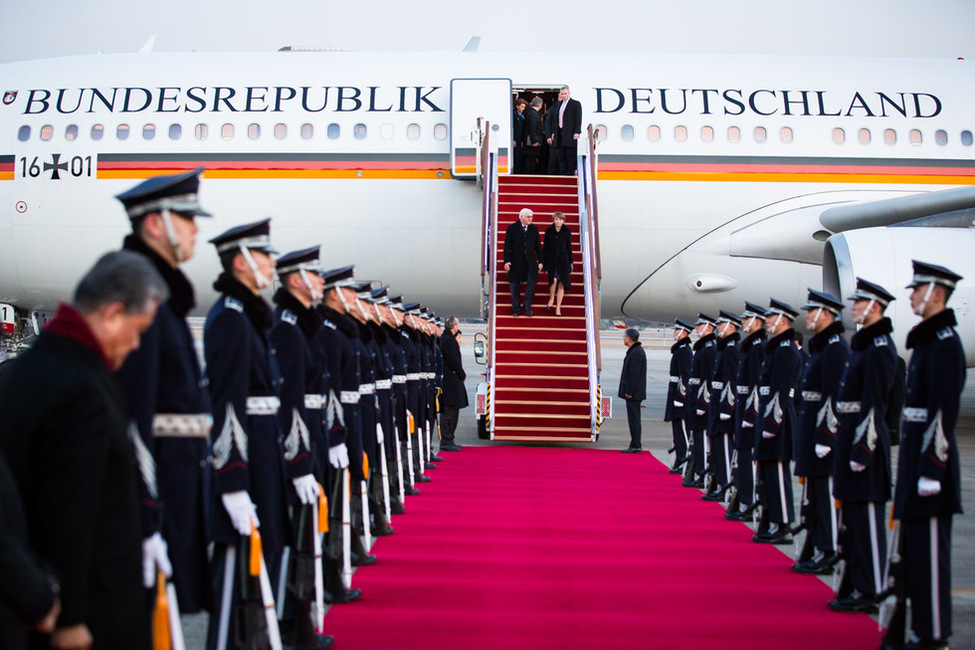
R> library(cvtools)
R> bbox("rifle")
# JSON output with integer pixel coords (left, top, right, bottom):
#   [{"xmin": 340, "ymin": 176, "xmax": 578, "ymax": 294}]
[
  {"xmin": 377, "ymin": 424, "xmax": 392, "ymax": 523},
  {"xmin": 790, "ymin": 478, "xmax": 814, "ymax": 563},
  {"xmin": 314, "ymin": 487, "xmax": 327, "ymax": 634},
  {"xmin": 229, "ymin": 524, "xmax": 282, "ymax": 650},
  {"xmin": 404, "ymin": 411, "xmax": 416, "ymax": 487},
  {"xmin": 832, "ymin": 503, "xmax": 852, "ymax": 599},
  {"xmin": 287, "ymin": 503, "xmax": 319, "ymax": 646},
  {"xmin": 152, "ymin": 570, "xmax": 186, "ymax": 650},
  {"xmin": 393, "ymin": 422, "xmax": 405, "ymax": 503},
  {"xmin": 342, "ymin": 468, "xmax": 353, "ymax": 590},
  {"xmin": 878, "ymin": 521, "xmax": 906, "ymax": 646},
  {"xmin": 681, "ymin": 429, "xmax": 697, "ymax": 486}
]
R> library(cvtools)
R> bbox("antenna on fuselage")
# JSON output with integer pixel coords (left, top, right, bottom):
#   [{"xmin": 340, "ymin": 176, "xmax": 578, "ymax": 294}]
[
  {"xmin": 463, "ymin": 37, "xmax": 480, "ymax": 53},
  {"xmin": 139, "ymin": 35, "xmax": 157, "ymax": 54}
]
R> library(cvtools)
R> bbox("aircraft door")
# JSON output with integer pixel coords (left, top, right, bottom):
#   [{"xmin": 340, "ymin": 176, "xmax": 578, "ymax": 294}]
[{"xmin": 449, "ymin": 78, "xmax": 512, "ymax": 178}]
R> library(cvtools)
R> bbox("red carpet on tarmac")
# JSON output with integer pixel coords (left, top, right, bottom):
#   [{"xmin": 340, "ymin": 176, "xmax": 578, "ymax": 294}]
[{"xmin": 326, "ymin": 447, "xmax": 882, "ymax": 649}]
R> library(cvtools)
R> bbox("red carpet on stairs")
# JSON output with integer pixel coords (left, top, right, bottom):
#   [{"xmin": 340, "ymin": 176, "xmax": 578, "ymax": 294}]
[{"xmin": 325, "ymin": 447, "xmax": 882, "ymax": 649}]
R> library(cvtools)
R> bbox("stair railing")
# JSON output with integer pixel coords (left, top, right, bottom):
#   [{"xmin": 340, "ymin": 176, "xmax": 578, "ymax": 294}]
[
  {"xmin": 478, "ymin": 120, "xmax": 499, "ymax": 438},
  {"xmin": 578, "ymin": 125, "xmax": 601, "ymax": 438}
]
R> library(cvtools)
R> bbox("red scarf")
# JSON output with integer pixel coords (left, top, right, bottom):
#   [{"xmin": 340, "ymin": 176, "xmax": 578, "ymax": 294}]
[{"xmin": 43, "ymin": 303, "xmax": 110, "ymax": 368}]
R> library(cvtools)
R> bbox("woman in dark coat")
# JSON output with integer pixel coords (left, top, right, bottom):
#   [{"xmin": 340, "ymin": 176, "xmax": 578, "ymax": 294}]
[{"xmin": 542, "ymin": 211, "xmax": 573, "ymax": 316}]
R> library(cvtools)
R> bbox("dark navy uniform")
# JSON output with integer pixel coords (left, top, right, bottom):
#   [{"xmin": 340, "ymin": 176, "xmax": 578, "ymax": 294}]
[
  {"xmin": 114, "ymin": 169, "xmax": 213, "ymax": 613},
  {"xmin": 832, "ymin": 279, "xmax": 898, "ymax": 608},
  {"xmin": 729, "ymin": 303, "xmax": 767, "ymax": 517},
  {"xmin": 706, "ymin": 311, "xmax": 740, "ymax": 494},
  {"xmin": 664, "ymin": 319, "xmax": 693, "ymax": 469},
  {"xmin": 895, "ymin": 262, "xmax": 965, "ymax": 644},
  {"xmin": 793, "ymin": 291, "xmax": 849, "ymax": 569},
  {"xmin": 687, "ymin": 314, "xmax": 717, "ymax": 482},
  {"xmin": 754, "ymin": 300, "xmax": 801, "ymax": 540}
]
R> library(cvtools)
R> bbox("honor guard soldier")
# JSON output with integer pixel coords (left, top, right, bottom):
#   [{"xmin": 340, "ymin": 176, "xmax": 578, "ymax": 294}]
[
  {"xmin": 683, "ymin": 313, "xmax": 717, "ymax": 488},
  {"xmin": 402, "ymin": 302, "xmax": 430, "ymax": 485},
  {"xmin": 202, "ymin": 219, "xmax": 291, "ymax": 650},
  {"xmin": 792, "ymin": 289, "xmax": 849, "ymax": 574},
  {"xmin": 664, "ymin": 319, "xmax": 694, "ymax": 473},
  {"xmin": 113, "ymin": 169, "xmax": 214, "ymax": 616},
  {"xmin": 892, "ymin": 262, "xmax": 965, "ymax": 649},
  {"xmin": 367, "ymin": 287, "xmax": 404, "ymax": 520},
  {"xmin": 726, "ymin": 303, "xmax": 767, "ymax": 521},
  {"xmin": 829, "ymin": 278, "xmax": 898, "ymax": 613},
  {"xmin": 387, "ymin": 296, "xmax": 418, "ymax": 498},
  {"xmin": 269, "ymin": 246, "xmax": 336, "ymax": 648},
  {"xmin": 703, "ymin": 310, "xmax": 740, "ymax": 501},
  {"xmin": 753, "ymin": 299, "xmax": 801, "ymax": 544}
]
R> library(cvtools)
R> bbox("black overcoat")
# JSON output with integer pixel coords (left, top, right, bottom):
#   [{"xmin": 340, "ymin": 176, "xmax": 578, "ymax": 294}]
[
  {"xmin": 688, "ymin": 333, "xmax": 716, "ymax": 432},
  {"xmin": 439, "ymin": 331, "xmax": 468, "ymax": 409},
  {"xmin": 503, "ymin": 220, "xmax": 542, "ymax": 284},
  {"xmin": 754, "ymin": 329, "xmax": 801, "ymax": 462},
  {"xmin": 794, "ymin": 321, "xmax": 849, "ymax": 478},
  {"xmin": 664, "ymin": 337, "xmax": 692, "ymax": 422},
  {"xmin": 618, "ymin": 341, "xmax": 647, "ymax": 401},
  {"xmin": 542, "ymin": 223, "xmax": 573, "ymax": 290},
  {"xmin": 708, "ymin": 333, "xmax": 740, "ymax": 437},
  {"xmin": 734, "ymin": 330, "xmax": 766, "ymax": 451}
]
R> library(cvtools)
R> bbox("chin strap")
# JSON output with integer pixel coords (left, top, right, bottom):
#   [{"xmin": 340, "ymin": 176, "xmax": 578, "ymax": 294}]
[
  {"xmin": 161, "ymin": 209, "xmax": 190, "ymax": 263},
  {"xmin": 768, "ymin": 313, "xmax": 784, "ymax": 333},
  {"xmin": 854, "ymin": 299, "xmax": 876, "ymax": 326},
  {"xmin": 811, "ymin": 307, "xmax": 824, "ymax": 330},
  {"xmin": 299, "ymin": 269, "xmax": 323, "ymax": 303},
  {"xmin": 913, "ymin": 281, "xmax": 935, "ymax": 317},
  {"xmin": 238, "ymin": 244, "xmax": 272, "ymax": 289}
]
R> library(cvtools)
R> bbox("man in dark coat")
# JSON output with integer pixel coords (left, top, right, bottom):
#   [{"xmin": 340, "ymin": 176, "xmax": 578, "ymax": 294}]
[
  {"xmin": 753, "ymin": 299, "xmax": 802, "ymax": 545},
  {"xmin": 684, "ymin": 313, "xmax": 717, "ymax": 487},
  {"xmin": 114, "ymin": 168, "xmax": 213, "ymax": 615},
  {"xmin": 554, "ymin": 85, "xmax": 583, "ymax": 175},
  {"xmin": 512, "ymin": 98, "xmax": 526, "ymax": 174},
  {"xmin": 703, "ymin": 311, "xmax": 740, "ymax": 501},
  {"xmin": 829, "ymin": 278, "xmax": 898, "ymax": 614},
  {"xmin": 522, "ymin": 97, "xmax": 544, "ymax": 174},
  {"xmin": 792, "ymin": 289, "xmax": 849, "ymax": 575},
  {"xmin": 544, "ymin": 98, "xmax": 561, "ymax": 175},
  {"xmin": 0, "ymin": 251, "xmax": 168, "ymax": 650},
  {"xmin": 502, "ymin": 208, "xmax": 543, "ymax": 316},
  {"xmin": 439, "ymin": 317, "xmax": 467, "ymax": 452},
  {"xmin": 893, "ymin": 261, "xmax": 965, "ymax": 649},
  {"xmin": 664, "ymin": 319, "xmax": 694, "ymax": 472},
  {"xmin": 619, "ymin": 328, "xmax": 647, "ymax": 453}
]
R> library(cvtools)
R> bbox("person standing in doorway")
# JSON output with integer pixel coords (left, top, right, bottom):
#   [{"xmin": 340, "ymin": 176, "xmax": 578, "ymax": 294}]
[{"xmin": 554, "ymin": 86, "xmax": 582, "ymax": 175}]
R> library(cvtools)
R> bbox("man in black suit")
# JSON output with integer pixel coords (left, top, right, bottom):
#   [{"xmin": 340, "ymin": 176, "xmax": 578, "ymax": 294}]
[
  {"xmin": 554, "ymin": 85, "xmax": 583, "ymax": 175},
  {"xmin": 619, "ymin": 328, "xmax": 647, "ymax": 453},
  {"xmin": 502, "ymin": 208, "xmax": 543, "ymax": 316},
  {"xmin": 545, "ymin": 98, "xmax": 561, "ymax": 175},
  {"xmin": 521, "ymin": 97, "xmax": 544, "ymax": 174}
]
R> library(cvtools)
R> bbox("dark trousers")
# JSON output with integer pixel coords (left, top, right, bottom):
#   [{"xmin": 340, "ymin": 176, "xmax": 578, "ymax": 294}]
[
  {"xmin": 522, "ymin": 147, "xmax": 541, "ymax": 173},
  {"xmin": 737, "ymin": 449, "xmax": 755, "ymax": 506},
  {"xmin": 710, "ymin": 433, "xmax": 732, "ymax": 486},
  {"xmin": 547, "ymin": 143, "xmax": 560, "ymax": 174},
  {"xmin": 903, "ymin": 516, "xmax": 952, "ymax": 641},
  {"xmin": 509, "ymin": 273, "xmax": 537, "ymax": 311},
  {"xmin": 557, "ymin": 145, "xmax": 577, "ymax": 175},
  {"xmin": 625, "ymin": 399, "xmax": 642, "ymax": 449},
  {"xmin": 806, "ymin": 475, "xmax": 837, "ymax": 553},
  {"xmin": 671, "ymin": 419, "xmax": 688, "ymax": 460},
  {"xmin": 692, "ymin": 426, "xmax": 706, "ymax": 475},
  {"xmin": 440, "ymin": 405, "xmax": 459, "ymax": 445},
  {"xmin": 840, "ymin": 501, "xmax": 886, "ymax": 598},
  {"xmin": 759, "ymin": 460, "xmax": 794, "ymax": 525}
]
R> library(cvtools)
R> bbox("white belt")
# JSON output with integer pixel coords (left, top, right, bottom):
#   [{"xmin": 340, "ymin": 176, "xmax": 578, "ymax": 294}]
[
  {"xmin": 736, "ymin": 386, "xmax": 750, "ymax": 395},
  {"xmin": 304, "ymin": 394, "xmax": 324, "ymax": 410},
  {"xmin": 759, "ymin": 386, "xmax": 770, "ymax": 396},
  {"xmin": 406, "ymin": 373, "xmax": 421, "ymax": 381},
  {"xmin": 688, "ymin": 378, "xmax": 701, "ymax": 386},
  {"xmin": 340, "ymin": 391, "xmax": 360, "ymax": 405},
  {"xmin": 152, "ymin": 413, "xmax": 212, "ymax": 438},
  {"xmin": 425, "ymin": 372, "xmax": 436, "ymax": 379},
  {"xmin": 903, "ymin": 407, "xmax": 928, "ymax": 422},
  {"xmin": 376, "ymin": 379, "xmax": 392, "ymax": 390},
  {"xmin": 711, "ymin": 381, "xmax": 724, "ymax": 390},
  {"xmin": 669, "ymin": 376, "xmax": 679, "ymax": 383},
  {"xmin": 392, "ymin": 375, "xmax": 407, "ymax": 384},
  {"xmin": 246, "ymin": 396, "xmax": 280, "ymax": 416},
  {"xmin": 802, "ymin": 391, "xmax": 822, "ymax": 402},
  {"xmin": 837, "ymin": 401, "xmax": 861, "ymax": 414},
  {"xmin": 358, "ymin": 383, "xmax": 376, "ymax": 395}
]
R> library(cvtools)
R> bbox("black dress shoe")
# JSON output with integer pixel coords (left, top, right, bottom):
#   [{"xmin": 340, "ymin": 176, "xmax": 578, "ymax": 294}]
[
  {"xmin": 324, "ymin": 587, "xmax": 362, "ymax": 604},
  {"xmin": 425, "ymin": 462, "xmax": 437, "ymax": 469},
  {"xmin": 512, "ymin": 307, "xmax": 520, "ymax": 316},
  {"xmin": 701, "ymin": 490, "xmax": 724, "ymax": 501},
  {"xmin": 429, "ymin": 455, "xmax": 443, "ymax": 462},
  {"xmin": 668, "ymin": 466, "xmax": 683, "ymax": 474},
  {"xmin": 371, "ymin": 524, "xmax": 394, "ymax": 536},
  {"xmin": 404, "ymin": 486, "xmax": 420, "ymax": 496},
  {"xmin": 440, "ymin": 444, "xmax": 462, "ymax": 452},
  {"xmin": 391, "ymin": 501, "xmax": 406, "ymax": 514},
  {"xmin": 524, "ymin": 306, "xmax": 534, "ymax": 316},
  {"xmin": 828, "ymin": 592, "xmax": 878, "ymax": 613},
  {"xmin": 416, "ymin": 475, "xmax": 431, "ymax": 483},
  {"xmin": 792, "ymin": 553, "xmax": 836, "ymax": 575},
  {"xmin": 752, "ymin": 529, "xmax": 793, "ymax": 545},
  {"xmin": 621, "ymin": 447, "xmax": 641, "ymax": 454},
  {"xmin": 351, "ymin": 552, "xmax": 377, "ymax": 567},
  {"xmin": 902, "ymin": 638, "xmax": 950, "ymax": 650}
]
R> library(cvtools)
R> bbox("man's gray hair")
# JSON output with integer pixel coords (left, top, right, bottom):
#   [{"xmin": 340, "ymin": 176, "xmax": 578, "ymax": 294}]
[
  {"xmin": 625, "ymin": 327, "xmax": 640, "ymax": 342},
  {"xmin": 73, "ymin": 250, "xmax": 170, "ymax": 315},
  {"xmin": 531, "ymin": 97, "xmax": 543, "ymax": 108},
  {"xmin": 445, "ymin": 316, "xmax": 460, "ymax": 329},
  {"xmin": 561, "ymin": 85, "xmax": 570, "ymax": 93}
]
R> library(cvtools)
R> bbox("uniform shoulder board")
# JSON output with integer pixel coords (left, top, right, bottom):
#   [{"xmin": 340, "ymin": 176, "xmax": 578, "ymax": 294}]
[
  {"xmin": 705, "ymin": 340, "xmax": 714, "ymax": 347},
  {"xmin": 224, "ymin": 296, "xmax": 244, "ymax": 313},
  {"xmin": 937, "ymin": 327, "xmax": 954, "ymax": 341},
  {"xmin": 874, "ymin": 336, "xmax": 888, "ymax": 347},
  {"xmin": 282, "ymin": 310, "xmax": 298, "ymax": 326},
  {"xmin": 322, "ymin": 320, "xmax": 337, "ymax": 330},
  {"xmin": 829, "ymin": 334, "xmax": 841, "ymax": 345},
  {"xmin": 780, "ymin": 340, "xmax": 792, "ymax": 347},
  {"xmin": 728, "ymin": 340, "xmax": 736, "ymax": 347},
  {"xmin": 401, "ymin": 331, "xmax": 410, "ymax": 339}
]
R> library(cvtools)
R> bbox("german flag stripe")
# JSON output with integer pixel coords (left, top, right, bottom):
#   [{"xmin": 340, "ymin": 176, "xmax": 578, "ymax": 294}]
[{"xmin": 0, "ymin": 155, "xmax": 13, "ymax": 181}]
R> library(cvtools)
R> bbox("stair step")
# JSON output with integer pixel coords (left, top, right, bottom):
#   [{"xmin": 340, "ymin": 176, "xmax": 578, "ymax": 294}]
[
  {"xmin": 494, "ymin": 339, "xmax": 587, "ymax": 353},
  {"xmin": 493, "ymin": 402, "xmax": 591, "ymax": 416},
  {"xmin": 494, "ymin": 375, "xmax": 590, "ymax": 390}
]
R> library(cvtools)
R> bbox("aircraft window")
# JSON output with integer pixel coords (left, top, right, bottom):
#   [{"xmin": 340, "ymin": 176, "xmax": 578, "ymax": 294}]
[
  {"xmin": 91, "ymin": 124, "xmax": 104, "ymax": 141},
  {"xmin": 857, "ymin": 128, "xmax": 870, "ymax": 145},
  {"xmin": 674, "ymin": 125, "xmax": 687, "ymax": 142},
  {"xmin": 407, "ymin": 123, "xmax": 420, "ymax": 140},
  {"xmin": 143, "ymin": 124, "xmax": 156, "ymax": 140},
  {"xmin": 910, "ymin": 129, "xmax": 922, "ymax": 145},
  {"xmin": 195, "ymin": 124, "xmax": 208, "ymax": 140},
  {"xmin": 327, "ymin": 123, "xmax": 340, "ymax": 140},
  {"xmin": 753, "ymin": 126, "xmax": 767, "ymax": 143},
  {"xmin": 884, "ymin": 129, "xmax": 897, "ymax": 145},
  {"xmin": 248, "ymin": 124, "xmax": 261, "ymax": 140},
  {"xmin": 116, "ymin": 124, "xmax": 129, "ymax": 141},
  {"xmin": 962, "ymin": 130, "xmax": 973, "ymax": 146},
  {"xmin": 434, "ymin": 123, "xmax": 448, "ymax": 140},
  {"xmin": 301, "ymin": 123, "xmax": 313, "ymax": 140},
  {"xmin": 621, "ymin": 125, "xmax": 634, "ymax": 141},
  {"xmin": 17, "ymin": 125, "xmax": 30, "ymax": 141},
  {"xmin": 935, "ymin": 129, "xmax": 948, "ymax": 145},
  {"xmin": 65, "ymin": 125, "xmax": 78, "ymax": 141},
  {"xmin": 221, "ymin": 124, "xmax": 234, "ymax": 140},
  {"xmin": 594, "ymin": 125, "xmax": 607, "ymax": 142},
  {"xmin": 727, "ymin": 126, "xmax": 740, "ymax": 143},
  {"xmin": 380, "ymin": 124, "xmax": 394, "ymax": 140},
  {"xmin": 832, "ymin": 128, "xmax": 845, "ymax": 144},
  {"xmin": 354, "ymin": 123, "xmax": 367, "ymax": 140},
  {"xmin": 647, "ymin": 125, "xmax": 660, "ymax": 142},
  {"xmin": 701, "ymin": 126, "xmax": 714, "ymax": 143},
  {"xmin": 40, "ymin": 125, "xmax": 54, "ymax": 141},
  {"xmin": 169, "ymin": 124, "xmax": 181, "ymax": 140},
  {"xmin": 275, "ymin": 123, "xmax": 287, "ymax": 140},
  {"xmin": 779, "ymin": 127, "xmax": 793, "ymax": 144}
]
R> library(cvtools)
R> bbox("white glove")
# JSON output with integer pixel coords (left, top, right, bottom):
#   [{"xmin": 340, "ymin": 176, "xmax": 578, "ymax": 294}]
[
  {"xmin": 696, "ymin": 409, "xmax": 705, "ymax": 416},
  {"xmin": 292, "ymin": 474, "xmax": 320, "ymax": 505},
  {"xmin": 329, "ymin": 443, "xmax": 350, "ymax": 469},
  {"xmin": 742, "ymin": 421, "xmax": 754, "ymax": 429},
  {"xmin": 850, "ymin": 461, "xmax": 866, "ymax": 473},
  {"xmin": 141, "ymin": 532, "xmax": 172, "ymax": 588},
  {"xmin": 222, "ymin": 491, "xmax": 259, "ymax": 536},
  {"xmin": 719, "ymin": 413, "xmax": 731, "ymax": 421},
  {"xmin": 762, "ymin": 430, "xmax": 775, "ymax": 439},
  {"xmin": 815, "ymin": 444, "xmax": 831, "ymax": 459},
  {"xmin": 673, "ymin": 401, "xmax": 684, "ymax": 408},
  {"xmin": 376, "ymin": 423, "xmax": 384, "ymax": 445},
  {"xmin": 917, "ymin": 476, "xmax": 942, "ymax": 497}
]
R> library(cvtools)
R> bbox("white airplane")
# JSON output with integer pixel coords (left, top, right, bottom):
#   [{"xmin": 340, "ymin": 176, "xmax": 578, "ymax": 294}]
[{"xmin": 1, "ymin": 49, "xmax": 973, "ymax": 362}]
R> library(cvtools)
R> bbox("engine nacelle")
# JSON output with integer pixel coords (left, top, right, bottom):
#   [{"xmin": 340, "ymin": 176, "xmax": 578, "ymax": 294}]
[{"xmin": 824, "ymin": 226, "xmax": 975, "ymax": 367}]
